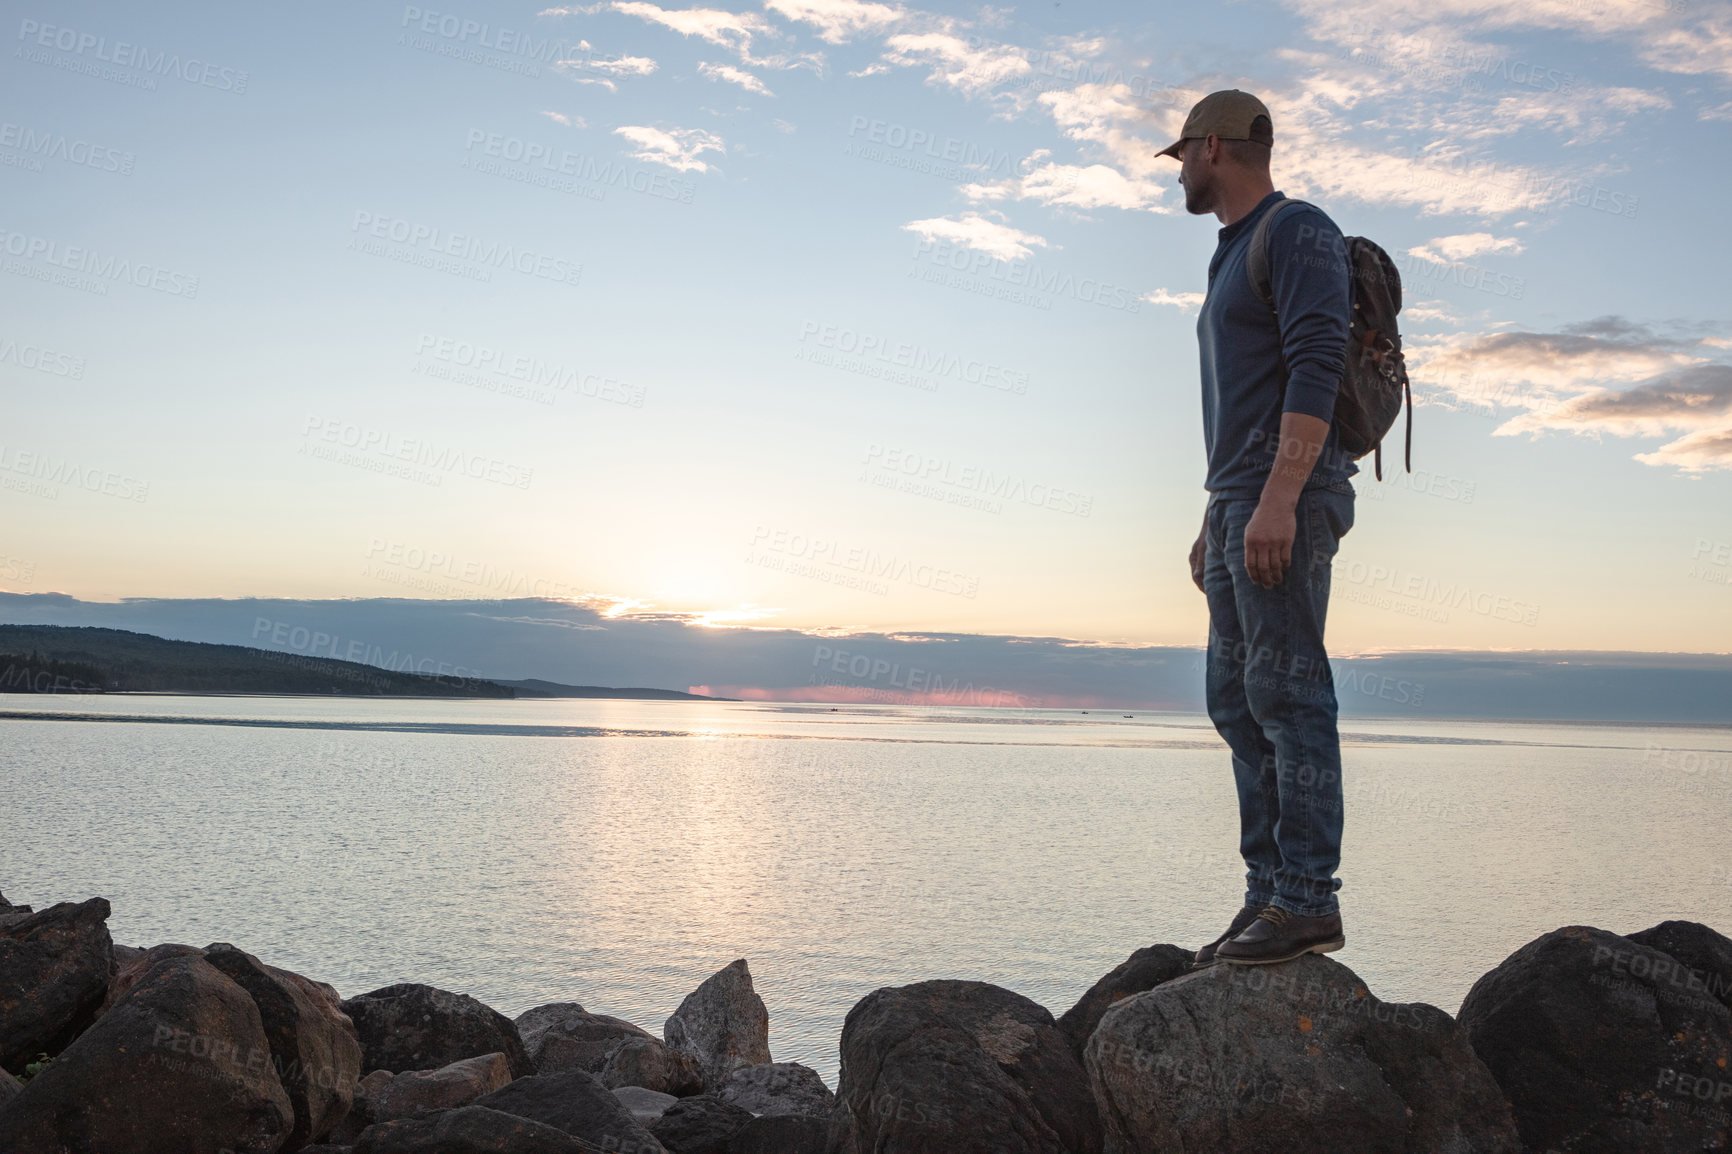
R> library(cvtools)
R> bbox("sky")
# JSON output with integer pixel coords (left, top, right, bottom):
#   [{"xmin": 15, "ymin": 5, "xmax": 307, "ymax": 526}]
[{"xmin": 3, "ymin": 0, "xmax": 1731, "ymax": 659}]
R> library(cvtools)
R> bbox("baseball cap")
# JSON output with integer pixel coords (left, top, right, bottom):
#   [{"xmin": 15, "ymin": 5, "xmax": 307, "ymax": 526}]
[{"xmin": 1156, "ymin": 89, "xmax": 1273, "ymax": 159}]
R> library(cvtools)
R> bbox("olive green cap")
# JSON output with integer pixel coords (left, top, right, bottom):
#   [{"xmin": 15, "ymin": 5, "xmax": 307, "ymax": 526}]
[{"xmin": 1156, "ymin": 89, "xmax": 1273, "ymax": 159}]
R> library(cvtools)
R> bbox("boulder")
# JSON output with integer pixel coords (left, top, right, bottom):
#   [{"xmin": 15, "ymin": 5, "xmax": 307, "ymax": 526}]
[
  {"xmin": 614, "ymin": 1085, "xmax": 678, "ymax": 1125},
  {"xmin": 830, "ymin": 979, "xmax": 1101, "ymax": 1154},
  {"xmin": 0, "ymin": 1065, "xmax": 21, "ymax": 1107},
  {"xmin": 0, "ymin": 953, "xmax": 294, "ymax": 1153},
  {"xmin": 1087, "ymin": 953, "xmax": 1521, "ymax": 1154},
  {"xmin": 0, "ymin": 891, "xmax": 32, "ymax": 930},
  {"xmin": 471, "ymin": 1070, "xmax": 667, "ymax": 1152},
  {"xmin": 341, "ymin": 983, "xmax": 534, "ymax": 1079},
  {"xmin": 663, "ymin": 960, "xmax": 770, "ymax": 1091},
  {"xmin": 716, "ymin": 1061, "xmax": 833, "ymax": 1117},
  {"xmin": 205, "ymin": 942, "xmax": 363, "ymax": 1148},
  {"xmin": 100, "ymin": 942, "xmax": 204, "ymax": 1016},
  {"xmin": 359, "ymin": 1051, "xmax": 514, "ymax": 1126},
  {"xmin": 1055, "ymin": 943, "xmax": 1192, "ymax": 1058},
  {"xmin": 352, "ymin": 1105, "xmax": 597, "ymax": 1153},
  {"xmin": 728, "ymin": 1113, "xmax": 827, "ymax": 1154},
  {"xmin": 1459, "ymin": 921, "xmax": 1732, "ymax": 1153},
  {"xmin": 647, "ymin": 1092, "xmax": 752, "ymax": 1154},
  {"xmin": 516, "ymin": 1002, "xmax": 702, "ymax": 1094},
  {"xmin": 0, "ymin": 897, "xmax": 115, "ymax": 1071}
]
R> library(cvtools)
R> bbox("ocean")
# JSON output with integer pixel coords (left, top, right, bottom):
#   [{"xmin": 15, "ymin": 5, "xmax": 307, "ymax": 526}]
[{"xmin": 3, "ymin": 695, "xmax": 1729, "ymax": 1086}]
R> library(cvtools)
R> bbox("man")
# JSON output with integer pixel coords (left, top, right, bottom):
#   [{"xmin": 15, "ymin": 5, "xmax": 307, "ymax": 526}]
[{"xmin": 1158, "ymin": 90, "xmax": 1356, "ymax": 965}]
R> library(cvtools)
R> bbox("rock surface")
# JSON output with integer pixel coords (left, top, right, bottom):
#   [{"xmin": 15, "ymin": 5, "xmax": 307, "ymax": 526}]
[
  {"xmin": 342, "ymin": 983, "xmax": 535, "ymax": 1079},
  {"xmin": 99, "ymin": 942, "xmax": 204, "ymax": 1016},
  {"xmin": 352, "ymin": 1105, "xmax": 595, "ymax": 1153},
  {"xmin": 1459, "ymin": 922, "xmax": 1732, "ymax": 1153},
  {"xmin": 1087, "ymin": 953, "xmax": 1522, "ymax": 1154},
  {"xmin": 717, "ymin": 1061, "xmax": 834, "ymax": 1117},
  {"xmin": 471, "ymin": 1070, "xmax": 667, "ymax": 1152},
  {"xmin": 517, "ymin": 1002, "xmax": 702, "ymax": 1094},
  {"xmin": 830, "ymin": 979, "xmax": 1102, "ymax": 1154},
  {"xmin": 1056, "ymin": 943, "xmax": 1192, "ymax": 1058},
  {"xmin": 336, "ymin": 1051, "xmax": 514, "ymax": 1141},
  {"xmin": 729, "ymin": 1113, "xmax": 828, "ymax": 1154},
  {"xmin": 0, "ymin": 891, "xmax": 32, "ymax": 930},
  {"xmin": 0, "ymin": 897, "xmax": 115, "ymax": 1071},
  {"xmin": 0, "ymin": 953, "xmax": 294, "ymax": 1154},
  {"xmin": 0, "ymin": 1065, "xmax": 21, "ymax": 1106},
  {"xmin": 205, "ymin": 941, "xmax": 363, "ymax": 1148},
  {"xmin": 647, "ymin": 1092, "xmax": 753, "ymax": 1154},
  {"xmin": 614, "ymin": 1084, "xmax": 679, "ymax": 1125},
  {"xmin": 663, "ymin": 960, "xmax": 771, "ymax": 1091}
]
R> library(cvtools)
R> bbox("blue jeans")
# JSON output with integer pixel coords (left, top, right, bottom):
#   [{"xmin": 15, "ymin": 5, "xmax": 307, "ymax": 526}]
[{"xmin": 1202, "ymin": 485, "xmax": 1353, "ymax": 917}]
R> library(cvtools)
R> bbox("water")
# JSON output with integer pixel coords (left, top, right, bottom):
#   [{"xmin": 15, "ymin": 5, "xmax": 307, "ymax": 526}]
[{"xmin": 4, "ymin": 695, "xmax": 1729, "ymax": 1086}]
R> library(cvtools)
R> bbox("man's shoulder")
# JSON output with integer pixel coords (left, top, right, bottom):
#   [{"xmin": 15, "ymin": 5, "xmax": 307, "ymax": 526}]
[{"xmin": 1265, "ymin": 197, "xmax": 1344, "ymax": 242}]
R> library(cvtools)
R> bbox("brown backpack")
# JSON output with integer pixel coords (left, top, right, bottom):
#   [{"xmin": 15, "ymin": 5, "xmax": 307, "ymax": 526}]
[{"xmin": 1247, "ymin": 199, "xmax": 1411, "ymax": 480}]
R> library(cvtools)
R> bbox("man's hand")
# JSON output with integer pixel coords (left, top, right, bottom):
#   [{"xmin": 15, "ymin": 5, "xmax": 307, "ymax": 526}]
[
  {"xmin": 1243, "ymin": 498, "xmax": 1296, "ymax": 589},
  {"xmin": 1189, "ymin": 518, "xmax": 1208, "ymax": 593}
]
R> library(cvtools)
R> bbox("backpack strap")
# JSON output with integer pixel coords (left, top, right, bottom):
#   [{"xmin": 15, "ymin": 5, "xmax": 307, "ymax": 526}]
[{"xmin": 1245, "ymin": 198, "xmax": 1310, "ymax": 306}]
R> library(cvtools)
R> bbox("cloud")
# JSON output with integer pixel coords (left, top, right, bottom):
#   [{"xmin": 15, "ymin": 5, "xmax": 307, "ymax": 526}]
[
  {"xmin": 1502, "ymin": 363, "xmax": 1732, "ymax": 438},
  {"xmin": 764, "ymin": 0, "xmax": 903, "ymax": 43},
  {"xmin": 880, "ymin": 30, "xmax": 1033, "ymax": 97},
  {"xmin": 611, "ymin": 1, "xmax": 775, "ymax": 55},
  {"xmin": 613, "ymin": 125, "xmax": 728, "ymax": 172},
  {"xmin": 1408, "ymin": 233, "xmax": 1525, "ymax": 262},
  {"xmin": 966, "ymin": 161, "xmax": 1169, "ymax": 213},
  {"xmin": 901, "ymin": 211, "xmax": 1048, "ymax": 260},
  {"xmin": 699, "ymin": 60, "xmax": 773, "ymax": 93},
  {"xmin": 586, "ymin": 54, "xmax": 660, "ymax": 74},
  {"xmin": 1142, "ymin": 288, "xmax": 1204, "ymax": 313},
  {"xmin": 1634, "ymin": 426, "xmax": 1732, "ymax": 472},
  {"xmin": 540, "ymin": 111, "xmax": 589, "ymax": 128}
]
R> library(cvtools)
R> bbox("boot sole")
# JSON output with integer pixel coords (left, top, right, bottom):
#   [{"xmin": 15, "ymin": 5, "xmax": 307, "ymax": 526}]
[{"xmin": 1215, "ymin": 936, "xmax": 1345, "ymax": 966}]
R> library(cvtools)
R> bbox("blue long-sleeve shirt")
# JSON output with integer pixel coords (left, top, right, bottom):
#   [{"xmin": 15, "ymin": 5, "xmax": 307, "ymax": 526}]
[{"xmin": 1197, "ymin": 191, "xmax": 1355, "ymax": 496}]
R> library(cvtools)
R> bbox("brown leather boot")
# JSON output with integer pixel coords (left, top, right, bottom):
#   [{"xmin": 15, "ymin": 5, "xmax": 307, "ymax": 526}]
[
  {"xmin": 1214, "ymin": 904, "xmax": 1345, "ymax": 965},
  {"xmin": 1192, "ymin": 904, "xmax": 1263, "ymax": 968}
]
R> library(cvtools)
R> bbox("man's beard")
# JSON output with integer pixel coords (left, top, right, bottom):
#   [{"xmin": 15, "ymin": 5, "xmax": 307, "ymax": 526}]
[{"xmin": 1182, "ymin": 172, "xmax": 1212, "ymax": 216}]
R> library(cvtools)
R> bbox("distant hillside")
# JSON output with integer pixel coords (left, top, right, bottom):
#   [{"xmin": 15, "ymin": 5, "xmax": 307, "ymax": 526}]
[
  {"xmin": 493, "ymin": 677, "xmax": 728, "ymax": 701},
  {"xmin": 0, "ymin": 625, "xmax": 513, "ymax": 697}
]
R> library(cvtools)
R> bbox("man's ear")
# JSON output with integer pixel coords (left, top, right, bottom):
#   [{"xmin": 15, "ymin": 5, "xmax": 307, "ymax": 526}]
[{"xmin": 1202, "ymin": 133, "xmax": 1221, "ymax": 165}]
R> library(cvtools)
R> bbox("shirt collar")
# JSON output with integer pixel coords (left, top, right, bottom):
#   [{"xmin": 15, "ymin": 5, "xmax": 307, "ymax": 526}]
[{"xmin": 1218, "ymin": 190, "xmax": 1286, "ymax": 247}]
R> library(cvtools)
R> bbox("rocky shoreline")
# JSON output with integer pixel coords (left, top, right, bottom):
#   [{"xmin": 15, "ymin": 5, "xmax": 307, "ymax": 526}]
[{"xmin": 1, "ymin": 888, "xmax": 1727, "ymax": 1152}]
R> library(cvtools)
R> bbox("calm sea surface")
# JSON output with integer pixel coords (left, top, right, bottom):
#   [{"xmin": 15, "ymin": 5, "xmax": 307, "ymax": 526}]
[{"xmin": 4, "ymin": 696, "xmax": 1729, "ymax": 1086}]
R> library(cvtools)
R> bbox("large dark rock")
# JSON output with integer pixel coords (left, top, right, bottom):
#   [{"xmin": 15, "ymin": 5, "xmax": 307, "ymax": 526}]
[
  {"xmin": 0, "ymin": 1065, "xmax": 21, "ymax": 1107},
  {"xmin": 647, "ymin": 1092, "xmax": 752, "ymax": 1154},
  {"xmin": 335, "ymin": 1051, "xmax": 516, "ymax": 1140},
  {"xmin": 341, "ymin": 983, "xmax": 534, "ymax": 1079},
  {"xmin": 1055, "ymin": 943, "xmax": 1192, "ymax": 1059},
  {"xmin": 100, "ymin": 942, "xmax": 204, "ymax": 1017},
  {"xmin": 0, "ymin": 890, "xmax": 32, "ymax": 930},
  {"xmin": 516, "ymin": 1002, "xmax": 701, "ymax": 1094},
  {"xmin": 1460, "ymin": 921, "xmax": 1732, "ymax": 1153},
  {"xmin": 205, "ymin": 942, "xmax": 363, "ymax": 1148},
  {"xmin": 1087, "ymin": 953, "xmax": 1521, "ymax": 1153},
  {"xmin": 716, "ymin": 1061, "xmax": 833, "ymax": 1117},
  {"xmin": 352, "ymin": 1105, "xmax": 598, "ymax": 1153},
  {"xmin": 727, "ymin": 1112, "xmax": 827, "ymax": 1154},
  {"xmin": 0, "ymin": 953, "xmax": 294, "ymax": 1153},
  {"xmin": 0, "ymin": 897, "xmax": 115, "ymax": 1072},
  {"xmin": 471, "ymin": 1070, "xmax": 667, "ymax": 1152},
  {"xmin": 663, "ymin": 960, "xmax": 771, "ymax": 1091},
  {"xmin": 829, "ymin": 979, "xmax": 1102, "ymax": 1154}
]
